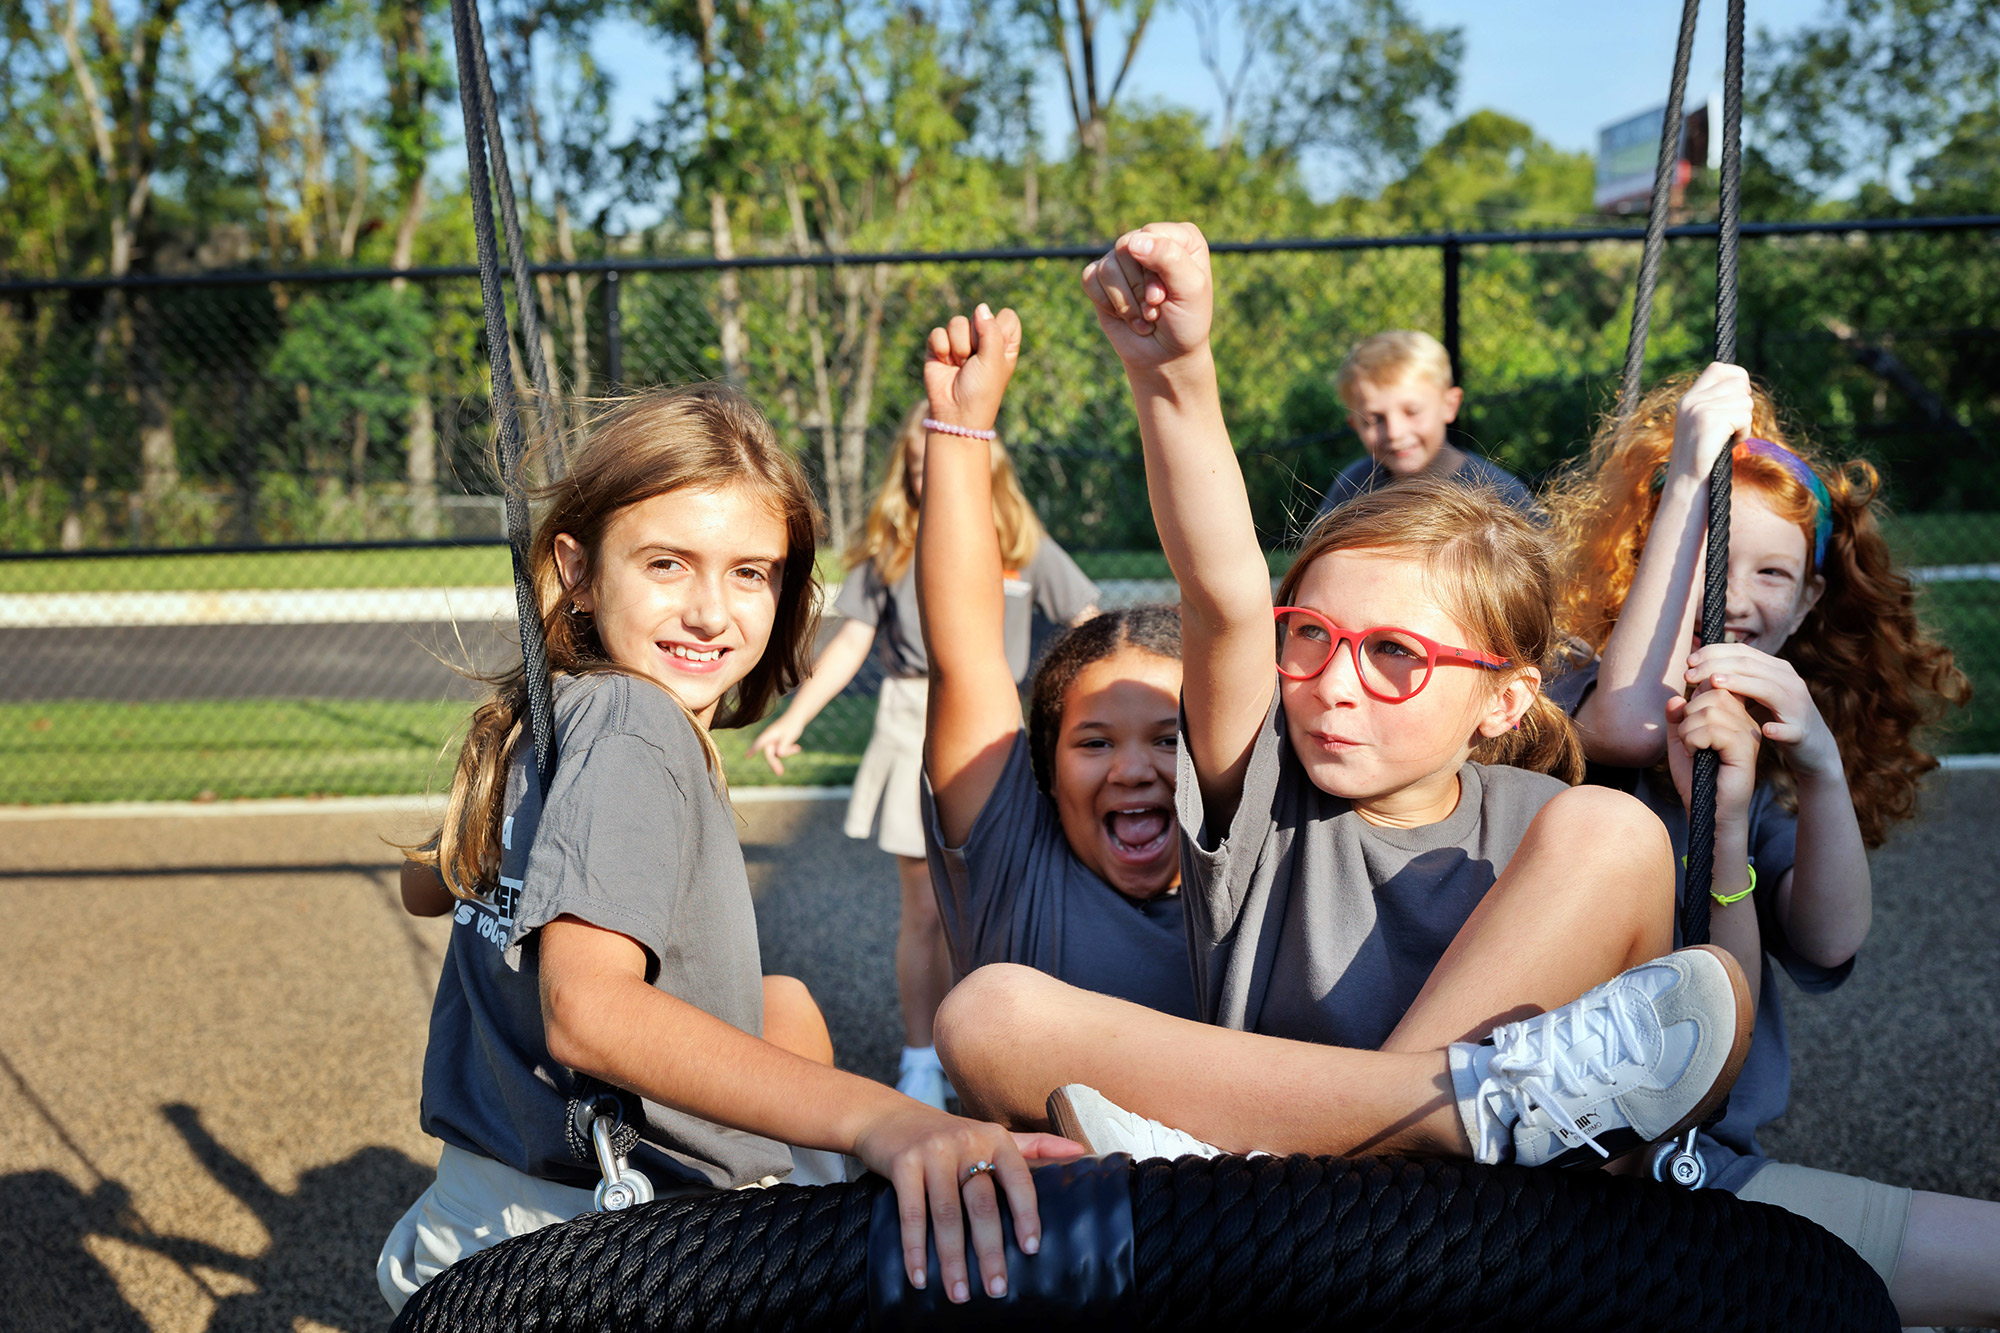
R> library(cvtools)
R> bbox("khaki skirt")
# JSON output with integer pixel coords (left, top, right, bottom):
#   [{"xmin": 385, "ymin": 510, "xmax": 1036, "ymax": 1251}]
[{"xmin": 843, "ymin": 675, "xmax": 929, "ymax": 860}]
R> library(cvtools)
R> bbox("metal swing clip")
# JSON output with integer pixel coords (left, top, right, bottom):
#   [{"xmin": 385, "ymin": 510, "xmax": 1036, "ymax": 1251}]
[
  {"xmin": 574, "ymin": 1094, "xmax": 655, "ymax": 1212},
  {"xmin": 1649, "ymin": 1125, "xmax": 1706, "ymax": 1189}
]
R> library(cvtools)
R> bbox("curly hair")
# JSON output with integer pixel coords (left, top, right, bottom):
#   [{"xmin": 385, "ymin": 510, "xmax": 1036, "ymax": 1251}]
[
  {"xmin": 1027, "ymin": 605, "xmax": 1182, "ymax": 795},
  {"xmin": 1546, "ymin": 373, "xmax": 1970, "ymax": 846}
]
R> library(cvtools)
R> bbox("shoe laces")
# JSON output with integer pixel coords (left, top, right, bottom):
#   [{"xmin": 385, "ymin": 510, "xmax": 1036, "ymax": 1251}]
[{"xmin": 1484, "ymin": 987, "xmax": 1656, "ymax": 1160}]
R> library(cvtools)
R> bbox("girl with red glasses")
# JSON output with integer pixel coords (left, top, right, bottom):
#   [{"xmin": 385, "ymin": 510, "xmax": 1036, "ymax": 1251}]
[{"xmin": 934, "ymin": 223, "xmax": 1754, "ymax": 1177}]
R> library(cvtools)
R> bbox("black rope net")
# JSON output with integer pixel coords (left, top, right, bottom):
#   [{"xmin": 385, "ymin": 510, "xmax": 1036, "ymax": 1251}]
[{"xmin": 390, "ymin": 1154, "xmax": 1898, "ymax": 1333}]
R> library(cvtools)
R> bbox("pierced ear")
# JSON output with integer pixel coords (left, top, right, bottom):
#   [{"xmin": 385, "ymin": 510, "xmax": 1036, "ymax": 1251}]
[{"xmin": 1478, "ymin": 668, "xmax": 1540, "ymax": 739}]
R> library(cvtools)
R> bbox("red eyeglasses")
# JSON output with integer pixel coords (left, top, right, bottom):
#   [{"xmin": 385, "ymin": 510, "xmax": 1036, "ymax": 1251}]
[{"xmin": 1273, "ymin": 606, "xmax": 1509, "ymax": 702}]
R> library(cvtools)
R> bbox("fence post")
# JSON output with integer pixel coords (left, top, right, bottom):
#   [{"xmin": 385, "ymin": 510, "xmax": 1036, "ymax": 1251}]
[
  {"xmin": 1441, "ymin": 236, "xmax": 1462, "ymax": 387},
  {"xmin": 603, "ymin": 269, "xmax": 623, "ymax": 390}
]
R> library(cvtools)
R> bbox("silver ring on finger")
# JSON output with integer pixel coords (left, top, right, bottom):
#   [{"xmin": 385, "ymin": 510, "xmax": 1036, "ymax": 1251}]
[{"xmin": 960, "ymin": 1160, "xmax": 997, "ymax": 1188}]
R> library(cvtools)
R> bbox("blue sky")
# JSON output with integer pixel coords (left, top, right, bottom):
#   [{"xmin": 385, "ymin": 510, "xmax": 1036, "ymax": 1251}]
[{"xmin": 586, "ymin": 0, "xmax": 1832, "ymax": 203}]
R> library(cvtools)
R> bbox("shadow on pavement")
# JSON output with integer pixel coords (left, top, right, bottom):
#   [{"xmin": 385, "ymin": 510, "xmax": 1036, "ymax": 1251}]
[{"xmin": 0, "ymin": 1103, "xmax": 430, "ymax": 1333}]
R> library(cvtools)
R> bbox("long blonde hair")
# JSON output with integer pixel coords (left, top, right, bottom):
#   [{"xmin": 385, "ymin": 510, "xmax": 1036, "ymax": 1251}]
[
  {"xmin": 846, "ymin": 401, "xmax": 1041, "ymax": 581},
  {"xmin": 1281, "ymin": 475, "xmax": 1586, "ymax": 784},
  {"xmin": 415, "ymin": 385, "xmax": 824, "ymax": 899},
  {"xmin": 1546, "ymin": 373, "xmax": 1969, "ymax": 846}
]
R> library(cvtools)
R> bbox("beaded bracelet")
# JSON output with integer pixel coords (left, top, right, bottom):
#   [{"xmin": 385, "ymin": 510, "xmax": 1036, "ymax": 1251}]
[{"xmin": 923, "ymin": 417, "xmax": 998, "ymax": 441}]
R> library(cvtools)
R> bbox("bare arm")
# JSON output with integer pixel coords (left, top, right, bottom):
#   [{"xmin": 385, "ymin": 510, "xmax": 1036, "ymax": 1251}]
[
  {"xmin": 916, "ymin": 305, "xmax": 1028, "ymax": 845},
  {"xmin": 1680, "ymin": 645, "xmax": 1870, "ymax": 967},
  {"xmin": 1579, "ymin": 364, "xmax": 1753, "ymax": 766},
  {"xmin": 400, "ymin": 859, "xmax": 454, "ymax": 916},
  {"xmin": 1083, "ymin": 223, "xmax": 1273, "ymax": 826},
  {"xmin": 538, "ymin": 917, "xmax": 1080, "ymax": 1299},
  {"xmin": 1665, "ymin": 688, "xmax": 1766, "ymax": 1003},
  {"xmin": 750, "ymin": 618, "xmax": 875, "ymax": 775}
]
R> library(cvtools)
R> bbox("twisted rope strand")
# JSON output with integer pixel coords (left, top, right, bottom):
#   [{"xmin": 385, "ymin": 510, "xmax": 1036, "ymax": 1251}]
[{"xmin": 1617, "ymin": 0, "xmax": 1703, "ymax": 422}]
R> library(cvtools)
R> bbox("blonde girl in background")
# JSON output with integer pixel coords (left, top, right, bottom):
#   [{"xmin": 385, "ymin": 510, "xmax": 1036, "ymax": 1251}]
[
  {"xmin": 384, "ymin": 386, "xmax": 1079, "ymax": 1314},
  {"xmin": 752, "ymin": 402, "xmax": 1098, "ymax": 1108},
  {"xmin": 1547, "ymin": 364, "xmax": 1993, "ymax": 1328}
]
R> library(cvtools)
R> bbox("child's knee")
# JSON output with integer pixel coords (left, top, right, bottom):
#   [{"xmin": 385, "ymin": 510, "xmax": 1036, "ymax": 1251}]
[
  {"xmin": 934, "ymin": 964, "xmax": 1053, "ymax": 1066},
  {"xmin": 762, "ymin": 975, "xmax": 834, "ymax": 1064},
  {"xmin": 1529, "ymin": 787, "xmax": 1675, "ymax": 912}
]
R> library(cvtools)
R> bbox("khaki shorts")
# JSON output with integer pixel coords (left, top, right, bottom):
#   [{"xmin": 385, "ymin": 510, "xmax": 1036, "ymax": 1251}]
[
  {"xmin": 378, "ymin": 1143, "xmax": 849, "ymax": 1313},
  {"xmin": 844, "ymin": 675, "xmax": 930, "ymax": 860},
  {"xmin": 1735, "ymin": 1160, "xmax": 1913, "ymax": 1290}
]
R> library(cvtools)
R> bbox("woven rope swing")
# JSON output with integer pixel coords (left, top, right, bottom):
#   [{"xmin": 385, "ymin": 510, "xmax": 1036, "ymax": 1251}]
[{"xmin": 403, "ymin": 0, "xmax": 1897, "ymax": 1327}]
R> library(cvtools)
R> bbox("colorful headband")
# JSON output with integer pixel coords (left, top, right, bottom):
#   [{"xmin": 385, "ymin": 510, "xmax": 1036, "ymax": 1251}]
[{"xmin": 1736, "ymin": 437, "xmax": 1832, "ymax": 570}]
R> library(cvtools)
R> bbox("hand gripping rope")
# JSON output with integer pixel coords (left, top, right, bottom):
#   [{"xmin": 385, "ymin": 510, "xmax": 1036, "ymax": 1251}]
[
  {"xmin": 430, "ymin": 1, "xmax": 1893, "ymax": 1325},
  {"xmin": 1616, "ymin": 0, "xmax": 1749, "ymax": 1193}
]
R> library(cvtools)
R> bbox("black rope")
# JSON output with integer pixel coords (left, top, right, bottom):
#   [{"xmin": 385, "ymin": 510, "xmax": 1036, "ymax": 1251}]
[
  {"xmin": 449, "ymin": 0, "xmax": 557, "ymax": 793},
  {"xmin": 460, "ymin": 0, "xmax": 564, "ymax": 480},
  {"xmin": 1616, "ymin": 0, "xmax": 1702, "ymax": 421},
  {"xmin": 392, "ymin": 1155, "xmax": 1899, "ymax": 1332},
  {"xmin": 1683, "ymin": 0, "xmax": 1747, "ymax": 943}
]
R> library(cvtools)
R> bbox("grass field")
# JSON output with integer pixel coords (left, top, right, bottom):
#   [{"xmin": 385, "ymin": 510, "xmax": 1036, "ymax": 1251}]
[
  {"xmin": 0, "ymin": 695, "xmax": 874, "ymax": 804},
  {"xmin": 1, "ymin": 522, "xmax": 1993, "ymax": 804},
  {"xmin": 2, "ymin": 514, "xmax": 1994, "ymax": 593}
]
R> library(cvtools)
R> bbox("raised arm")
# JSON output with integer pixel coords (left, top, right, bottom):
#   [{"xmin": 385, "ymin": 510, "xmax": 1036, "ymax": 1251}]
[
  {"xmin": 1580, "ymin": 363, "xmax": 1753, "ymax": 766},
  {"xmin": 1082, "ymin": 223, "xmax": 1272, "ymax": 823},
  {"xmin": 917, "ymin": 305, "xmax": 1027, "ymax": 845}
]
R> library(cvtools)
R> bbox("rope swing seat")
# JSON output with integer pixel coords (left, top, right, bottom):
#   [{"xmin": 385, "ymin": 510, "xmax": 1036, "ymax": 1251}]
[{"xmin": 406, "ymin": 0, "xmax": 1899, "ymax": 1326}]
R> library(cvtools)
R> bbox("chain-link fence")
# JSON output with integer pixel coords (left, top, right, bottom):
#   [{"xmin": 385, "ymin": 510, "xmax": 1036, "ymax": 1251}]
[{"xmin": 3, "ymin": 219, "xmax": 1995, "ymax": 803}]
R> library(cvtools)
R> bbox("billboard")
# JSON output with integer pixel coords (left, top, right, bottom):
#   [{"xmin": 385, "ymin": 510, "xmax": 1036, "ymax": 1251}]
[{"xmin": 1596, "ymin": 92, "xmax": 1721, "ymax": 214}]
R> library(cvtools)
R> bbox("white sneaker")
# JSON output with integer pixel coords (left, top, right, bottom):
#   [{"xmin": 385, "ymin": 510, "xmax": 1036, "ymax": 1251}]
[
  {"xmin": 1451, "ymin": 945, "xmax": 1754, "ymax": 1169},
  {"xmin": 897, "ymin": 1047, "xmax": 954, "ymax": 1111},
  {"xmin": 1046, "ymin": 1084, "xmax": 1225, "ymax": 1162}
]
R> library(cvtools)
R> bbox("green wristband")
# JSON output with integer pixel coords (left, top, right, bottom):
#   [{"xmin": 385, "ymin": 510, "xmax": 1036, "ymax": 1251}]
[{"xmin": 1680, "ymin": 855, "xmax": 1758, "ymax": 905}]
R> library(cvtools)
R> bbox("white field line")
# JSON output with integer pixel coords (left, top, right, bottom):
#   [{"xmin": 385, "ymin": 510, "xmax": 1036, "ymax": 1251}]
[
  {"xmin": 0, "ymin": 566, "xmax": 1988, "ymax": 629},
  {"xmin": 0, "ymin": 784, "xmax": 856, "ymax": 820}
]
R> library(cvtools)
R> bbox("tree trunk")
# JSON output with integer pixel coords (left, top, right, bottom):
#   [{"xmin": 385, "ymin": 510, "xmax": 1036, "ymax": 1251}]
[
  {"xmin": 835, "ymin": 264, "xmax": 890, "ymax": 548},
  {"xmin": 390, "ymin": 173, "xmax": 438, "ymax": 537},
  {"xmin": 710, "ymin": 191, "xmax": 745, "ymax": 384}
]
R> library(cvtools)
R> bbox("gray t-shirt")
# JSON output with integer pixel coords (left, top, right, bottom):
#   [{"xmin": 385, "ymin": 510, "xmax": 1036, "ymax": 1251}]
[
  {"xmin": 834, "ymin": 535, "xmax": 1099, "ymax": 681},
  {"xmin": 1311, "ymin": 448, "xmax": 1536, "ymax": 529},
  {"xmin": 1545, "ymin": 660, "xmax": 1848, "ymax": 1193},
  {"xmin": 921, "ymin": 731, "xmax": 1199, "ymax": 1019},
  {"xmin": 1180, "ymin": 695, "xmax": 1569, "ymax": 1046},
  {"xmin": 420, "ymin": 673, "xmax": 793, "ymax": 1192}
]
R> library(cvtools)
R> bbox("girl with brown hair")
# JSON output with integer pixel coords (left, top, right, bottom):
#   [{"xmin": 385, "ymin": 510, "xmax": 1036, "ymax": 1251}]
[
  {"xmin": 1547, "ymin": 363, "xmax": 1991, "ymax": 1327},
  {"xmin": 752, "ymin": 401, "xmax": 1098, "ymax": 1109},
  {"xmin": 381, "ymin": 385, "xmax": 1078, "ymax": 1314},
  {"xmin": 934, "ymin": 225, "xmax": 1753, "ymax": 1177}
]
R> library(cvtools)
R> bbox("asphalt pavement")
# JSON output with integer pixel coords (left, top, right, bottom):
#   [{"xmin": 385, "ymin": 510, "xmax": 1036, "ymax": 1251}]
[{"xmin": 0, "ymin": 772, "xmax": 1994, "ymax": 1332}]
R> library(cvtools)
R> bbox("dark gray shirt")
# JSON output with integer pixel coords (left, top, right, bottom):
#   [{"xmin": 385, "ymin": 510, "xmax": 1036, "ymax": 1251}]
[
  {"xmin": 834, "ymin": 535, "xmax": 1099, "ymax": 681},
  {"xmin": 421, "ymin": 673, "xmax": 793, "ymax": 1191},
  {"xmin": 1311, "ymin": 448, "xmax": 1536, "ymax": 529},
  {"xmin": 1545, "ymin": 660, "xmax": 1847, "ymax": 1193},
  {"xmin": 922, "ymin": 732, "xmax": 1199, "ymax": 1019},
  {"xmin": 1180, "ymin": 695, "xmax": 1568, "ymax": 1047}
]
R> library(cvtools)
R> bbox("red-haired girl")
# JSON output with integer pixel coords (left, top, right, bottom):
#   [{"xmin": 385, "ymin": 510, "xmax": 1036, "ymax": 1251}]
[{"xmin": 1548, "ymin": 363, "xmax": 1990, "ymax": 1327}]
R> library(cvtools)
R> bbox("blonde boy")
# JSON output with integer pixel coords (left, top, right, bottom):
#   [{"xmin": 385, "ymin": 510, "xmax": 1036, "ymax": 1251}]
[{"xmin": 1312, "ymin": 330, "xmax": 1533, "ymax": 525}]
